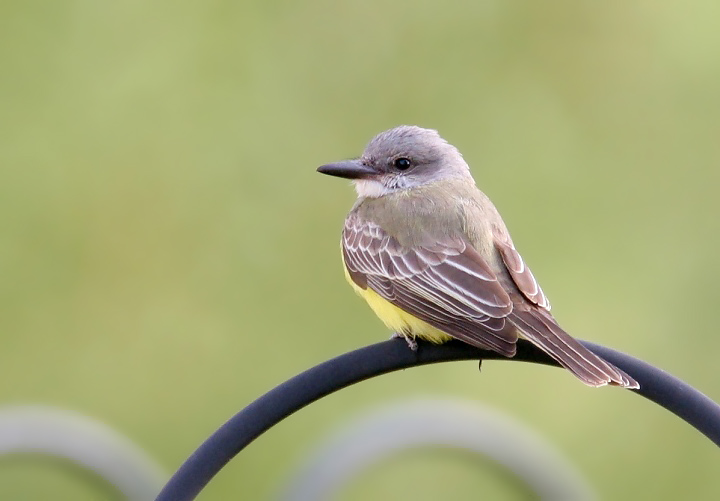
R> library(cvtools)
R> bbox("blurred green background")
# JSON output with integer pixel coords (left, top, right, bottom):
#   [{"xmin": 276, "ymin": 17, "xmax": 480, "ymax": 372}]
[{"xmin": 1, "ymin": 0, "xmax": 719, "ymax": 499}]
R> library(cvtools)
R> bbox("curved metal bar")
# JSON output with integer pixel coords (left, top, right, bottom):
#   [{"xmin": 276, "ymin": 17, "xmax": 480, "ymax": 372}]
[
  {"xmin": 276, "ymin": 398, "xmax": 596, "ymax": 500},
  {"xmin": 155, "ymin": 339, "xmax": 720, "ymax": 501},
  {"xmin": 0, "ymin": 405, "xmax": 167, "ymax": 500}
]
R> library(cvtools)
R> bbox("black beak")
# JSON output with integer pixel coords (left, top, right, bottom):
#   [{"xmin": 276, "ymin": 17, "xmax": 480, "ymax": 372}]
[{"xmin": 317, "ymin": 160, "xmax": 376, "ymax": 180}]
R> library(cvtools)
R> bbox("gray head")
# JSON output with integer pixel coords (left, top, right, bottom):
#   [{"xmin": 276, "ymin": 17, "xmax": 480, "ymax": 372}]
[{"xmin": 317, "ymin": 126, "xmax": 473, "ymax": 198}]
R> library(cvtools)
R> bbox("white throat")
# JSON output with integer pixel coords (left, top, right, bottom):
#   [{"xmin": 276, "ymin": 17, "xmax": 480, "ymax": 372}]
[{"xmin": 353, "ymin": 179, "xmax": 394, "ymax": 198}]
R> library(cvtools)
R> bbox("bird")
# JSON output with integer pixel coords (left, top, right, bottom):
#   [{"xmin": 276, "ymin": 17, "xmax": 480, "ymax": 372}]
[{"xmin": 317, "ymin": 125, "xmax": 638, "ymax": 389}]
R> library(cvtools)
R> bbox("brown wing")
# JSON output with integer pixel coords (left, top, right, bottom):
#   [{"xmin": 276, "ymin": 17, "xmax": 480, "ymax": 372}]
[
  {"xmin": 495, "ymin": 238, "xmax": 550, "ymax": 310},
  {"xmin": 342, "ymin": 214, "xmax": 518, "ymax": 356}
]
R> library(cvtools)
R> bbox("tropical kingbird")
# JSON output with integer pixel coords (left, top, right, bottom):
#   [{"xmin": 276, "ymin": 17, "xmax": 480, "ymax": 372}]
[{"xmin": 317, "ymin": 125, "xmax": 638, "ymax": 388}]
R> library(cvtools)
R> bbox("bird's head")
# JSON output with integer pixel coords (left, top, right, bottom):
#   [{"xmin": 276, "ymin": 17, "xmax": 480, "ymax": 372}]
[{"xmin": 317, "ymin": 125, "xmax": 472, "ymax": 198}]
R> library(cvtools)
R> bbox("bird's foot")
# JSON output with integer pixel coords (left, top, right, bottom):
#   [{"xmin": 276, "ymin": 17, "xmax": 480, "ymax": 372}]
[{"xmin": 390, "ymin": 332, "xmax": 418, "ymax": 351}]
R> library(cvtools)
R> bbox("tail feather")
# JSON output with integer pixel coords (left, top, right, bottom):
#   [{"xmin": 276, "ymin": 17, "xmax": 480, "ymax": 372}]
[{"xmin": 511, "ymin": 310, "xmax": 639, "ymax": 389}]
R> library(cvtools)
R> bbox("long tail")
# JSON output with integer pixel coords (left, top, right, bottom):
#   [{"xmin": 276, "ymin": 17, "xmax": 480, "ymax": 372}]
[{"xmin": 510, "ymin": 310, "xmax": 639, "ymax": 389}]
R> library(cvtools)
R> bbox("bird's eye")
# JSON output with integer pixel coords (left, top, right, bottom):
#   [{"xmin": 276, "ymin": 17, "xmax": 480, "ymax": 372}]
[{"xmin": 393, "ymin": 157, "xmax": 412, "ymax": 170}]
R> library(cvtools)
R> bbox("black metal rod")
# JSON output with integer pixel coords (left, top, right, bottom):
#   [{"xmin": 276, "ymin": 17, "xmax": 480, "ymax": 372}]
[{"xmin": 154, "ymin": 339, "xmax": 720, "ymax": 501}]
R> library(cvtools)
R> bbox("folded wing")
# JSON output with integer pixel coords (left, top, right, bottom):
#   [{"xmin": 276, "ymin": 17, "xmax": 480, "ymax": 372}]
[{"xmin": 343, "ymin": 214, "xmax": 517, "ymax": 355}]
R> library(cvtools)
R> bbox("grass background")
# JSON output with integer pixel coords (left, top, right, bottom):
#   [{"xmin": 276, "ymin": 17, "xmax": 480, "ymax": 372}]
[{"xmin": 1, "ymin": 0, "xmax": 719, "ymax": 499}]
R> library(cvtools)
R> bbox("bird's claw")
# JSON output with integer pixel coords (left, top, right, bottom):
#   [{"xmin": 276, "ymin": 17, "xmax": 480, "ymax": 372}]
[{"xmin": 390, "ymin": 332, "xmax": 418, "ymax": 351}]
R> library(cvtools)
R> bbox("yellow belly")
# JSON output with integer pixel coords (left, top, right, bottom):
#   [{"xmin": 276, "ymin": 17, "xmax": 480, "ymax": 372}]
[{"xmin": 343, "ymin": 266, "xmax": 453, "ymax": 344}]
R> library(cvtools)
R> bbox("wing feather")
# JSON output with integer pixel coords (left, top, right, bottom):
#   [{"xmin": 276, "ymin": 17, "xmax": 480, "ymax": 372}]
[
  {"xmin": 495, "ymin": 238, "xmax": 551, "ymax": 309},
  {"xmin": 343, "ymin": 215, "xmax": 517, "ymax": 354},
  {"xmin": 342, "ymin": 213, "xmax": 638, "ymax": 388}
]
